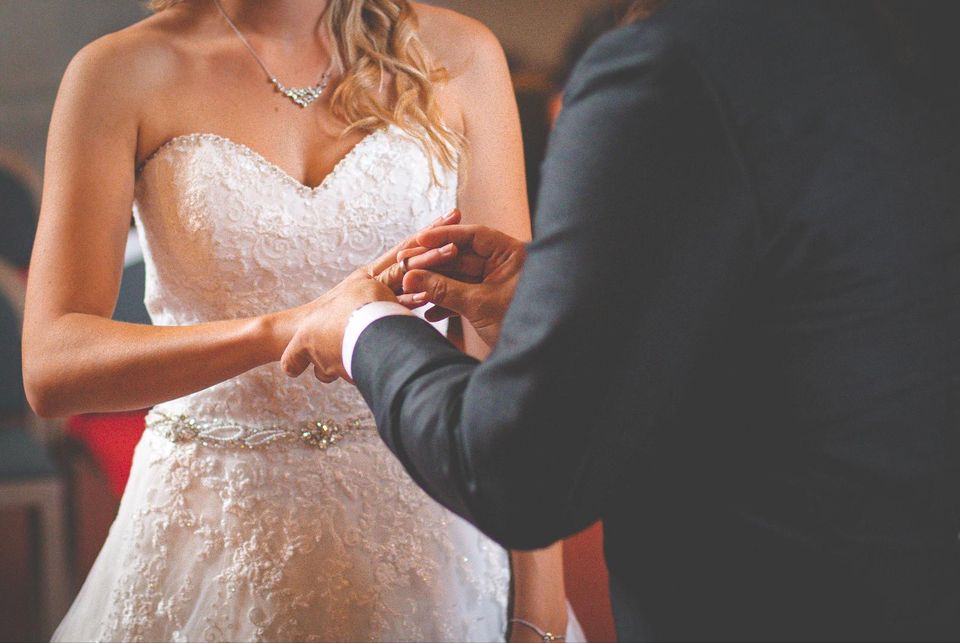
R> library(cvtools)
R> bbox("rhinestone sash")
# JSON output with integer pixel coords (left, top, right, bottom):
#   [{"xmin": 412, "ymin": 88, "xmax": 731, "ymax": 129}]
[{"xmin": 146, "ymin": 410, "xmax": 373, "ymax": 450}]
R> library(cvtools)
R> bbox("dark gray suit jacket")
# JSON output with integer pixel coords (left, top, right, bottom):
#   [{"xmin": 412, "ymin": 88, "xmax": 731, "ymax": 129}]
[{"xmin": 353, "ymin": 2, "xmax": 960, "ymax": 639}]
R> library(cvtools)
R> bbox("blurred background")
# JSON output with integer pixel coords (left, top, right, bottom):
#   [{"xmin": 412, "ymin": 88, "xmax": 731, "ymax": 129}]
[{"xmin": 0, "ymin": 1, "xmax": 629, "ymax": 640}]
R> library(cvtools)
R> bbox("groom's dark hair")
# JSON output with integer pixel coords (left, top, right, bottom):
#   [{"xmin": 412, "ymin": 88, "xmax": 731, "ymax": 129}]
[
  {"xmin": 551, "ymin": 1, "xmax": 664, "ymax": 90},
  {"xmin": 861, "ymin": 1, "xmax": 960, "ymax": 108},
  {"xmin": 826, "ymin": 1, "xmax": 960, "ymax": 151},
  {"xmin": 623, "ymin": 0, "xmax": 670, "ymax": 23}
]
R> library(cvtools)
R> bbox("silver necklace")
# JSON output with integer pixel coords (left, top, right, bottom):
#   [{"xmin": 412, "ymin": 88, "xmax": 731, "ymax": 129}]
[{"xmin": 213, "ymin": 0, "xmax": 333, "ymax": 108}]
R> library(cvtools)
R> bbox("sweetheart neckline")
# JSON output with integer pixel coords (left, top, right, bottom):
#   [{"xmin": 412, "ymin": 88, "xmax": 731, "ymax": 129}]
[{"xmin": 136, "ymin": 126, "xmax": 395, "ymax": 194}]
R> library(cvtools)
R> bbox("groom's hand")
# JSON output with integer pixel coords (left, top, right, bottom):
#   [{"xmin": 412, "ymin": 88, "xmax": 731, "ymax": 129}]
[{"xmin": 398, "ymin": 224, "xmax": 527, "ymax": 347}]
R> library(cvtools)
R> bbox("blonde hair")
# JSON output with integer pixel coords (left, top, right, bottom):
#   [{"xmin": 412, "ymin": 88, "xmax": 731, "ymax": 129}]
[{"xmin": 150, "ymin": 0, "xmax": 464, "ymax": 174}]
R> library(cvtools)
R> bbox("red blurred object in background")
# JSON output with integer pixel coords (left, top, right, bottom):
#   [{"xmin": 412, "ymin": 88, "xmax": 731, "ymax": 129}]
[{"xmin": 65, "ymin": 411, "xmax": 146, "ymax": 498}]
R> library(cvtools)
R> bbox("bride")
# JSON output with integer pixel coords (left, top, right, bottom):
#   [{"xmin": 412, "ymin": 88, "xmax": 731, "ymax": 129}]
[{"xmin": 23, "ymin": 0, "xmax": 581, "ymax": 640}]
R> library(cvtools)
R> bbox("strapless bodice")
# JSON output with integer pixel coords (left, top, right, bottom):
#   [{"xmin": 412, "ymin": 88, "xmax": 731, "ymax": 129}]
[{"xmin": 132, "ymin": 126, "xmax": 457, "ymax": 429}]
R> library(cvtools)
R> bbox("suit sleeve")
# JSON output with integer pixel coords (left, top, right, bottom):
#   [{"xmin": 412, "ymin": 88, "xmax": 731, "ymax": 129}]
[{"xmin": 352, "ymin": 24, "xmax": 756, "ymax": 549}]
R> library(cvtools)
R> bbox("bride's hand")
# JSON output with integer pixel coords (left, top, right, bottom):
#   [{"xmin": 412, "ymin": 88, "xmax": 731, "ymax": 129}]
[{"xmin": 280, "ymin": 275, "xmax": 396, "ymax": 382}]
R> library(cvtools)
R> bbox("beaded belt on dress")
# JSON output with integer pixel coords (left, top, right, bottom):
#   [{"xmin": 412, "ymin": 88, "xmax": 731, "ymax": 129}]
[{"xmin": 145, "ymin": 410, "xmax": 373, "ymax": 449}]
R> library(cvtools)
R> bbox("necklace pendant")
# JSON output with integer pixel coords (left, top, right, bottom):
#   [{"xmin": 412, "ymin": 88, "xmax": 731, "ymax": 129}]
[
  {"xmin": 273, "ymin": 77, "xmax": 329, "ymax": 109},
  {"xmin": 214, "ymin": 0, "xmax": 334, "ymax": 110},
  {"xmin": 282, "ymin": 86, "xmax": 322, "ymax": 108}
]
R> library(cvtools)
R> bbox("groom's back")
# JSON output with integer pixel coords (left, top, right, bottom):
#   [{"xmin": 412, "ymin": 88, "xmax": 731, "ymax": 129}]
[{"xmin": 597, "ymin": 1, "xmax": 960, "ymax": 639}]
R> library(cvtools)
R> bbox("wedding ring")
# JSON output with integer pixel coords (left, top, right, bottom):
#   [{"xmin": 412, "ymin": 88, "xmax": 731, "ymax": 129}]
[{"xmin": 399, "ymin": 257, "xmax": 410, "ymax": 274}]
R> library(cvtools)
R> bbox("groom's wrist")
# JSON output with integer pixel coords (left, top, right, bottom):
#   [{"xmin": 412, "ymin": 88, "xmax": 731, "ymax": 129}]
[{"xmin": 341, "ymin": 301, "xmax": 415, "ymax": 378}]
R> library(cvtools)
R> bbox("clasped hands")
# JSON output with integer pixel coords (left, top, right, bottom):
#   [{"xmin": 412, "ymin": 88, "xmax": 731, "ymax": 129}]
[{"xmin": 279, "ymin": 209, "xmax": 526, "ymax": 383}]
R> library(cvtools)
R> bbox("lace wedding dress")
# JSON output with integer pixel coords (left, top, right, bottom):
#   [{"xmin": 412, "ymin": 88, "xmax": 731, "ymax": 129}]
[{"xmin": 53, "ymin": 126, "xmax": 582, "ymax": 642}]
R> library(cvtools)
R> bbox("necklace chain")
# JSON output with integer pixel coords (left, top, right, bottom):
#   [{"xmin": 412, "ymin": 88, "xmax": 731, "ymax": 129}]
[{"xmin": 212, "ymin": 0, "xmax": 334, "ymax": 108}]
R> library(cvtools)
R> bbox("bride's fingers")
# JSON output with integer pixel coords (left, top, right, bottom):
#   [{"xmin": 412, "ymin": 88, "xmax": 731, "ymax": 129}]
[
  {"xmin": 378, "ymin": 243, "xmax": 460, "ymax": 292},
  {"xmin": 313, "ymin": 363, "xmax": 338, "ymax": 384},
  {"xmin": 377, "ymin": 257, "xmax": 416, "ymax": 292},
  {"xmin": 280, "ymin": 341, "xmax": 312, "ymax": 378},
  {"xmin": 397, "ymin": 246, "xmax": 430, "ymax": 262},
  {"xmin": 429, "ymin": 208, "xmax": 461, "ymax": 228},
  {"xmin": 397, "ymin": 293, "xmax": 424, "ymax": 308},
  {"xmin": 366, "ymin": 211, "xmax": 461, "ymax": 277},
  {"xmin": 393, "ymin": 244, "xmax": 452, "ymax": 272},
  {"xmin": 405, "ymin": 244, "xmax": 458, "ymax": 271},
  {"xmin": 369, "ymin": 233, "xmax": 433, "ymax": 276},
  {"xmin": 367, "ymin": 244, "xmax": 406, "ymax": 277},
  {"xmin": 397, "ymin": 293, "xmax": 458, "ymax": 321}
]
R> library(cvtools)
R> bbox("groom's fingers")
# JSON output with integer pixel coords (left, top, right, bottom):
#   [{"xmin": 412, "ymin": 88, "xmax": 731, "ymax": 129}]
[
  {"xmin": 416, "ymin": 225, "xmax": 482, "ymax": 252},
  {"xmin": 402, "ymin": 269, "xmax": 473, "ymax": 318},
  {"xmin": 417, "ymin": 224, "xmax": 518, "ymax": 260},
  {"xmin": 437, "ymin": 253, "xmax": 486, "ymax": 282},
  {"xmin": 424, "ymin": 305, "xmax": 457, "ymax": 322},
  {"xmin": 401, "ymin": 252, "xmax": 485, "ymax": 283}
]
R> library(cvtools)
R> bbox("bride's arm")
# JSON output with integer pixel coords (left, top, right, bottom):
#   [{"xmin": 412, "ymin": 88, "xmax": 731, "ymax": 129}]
[
  {"xmin": 22, "ymin": 38, "xmax": 301, "ymax": 418},
  {"xmin": 432, "ymin": 13, "xmax": 569, "ymax": 640}
]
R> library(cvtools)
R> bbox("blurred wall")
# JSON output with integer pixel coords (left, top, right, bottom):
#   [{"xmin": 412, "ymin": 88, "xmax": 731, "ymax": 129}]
[
  {"xmin": 0, "ymin": 1, "xmax": 149, "ymax": 173},
  {"xmin": 427, "ymin": 0, "xmax": 612, "ymax": 69},
  {"xmin": 0, "ymin": 0, "xmax": 609, "ymax": 177}
]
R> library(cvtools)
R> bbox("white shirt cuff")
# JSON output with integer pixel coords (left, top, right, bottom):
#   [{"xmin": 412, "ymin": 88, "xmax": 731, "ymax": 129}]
[{"xmin": 342, "ymin": 301, "xmax": 415, "ymax": 379}]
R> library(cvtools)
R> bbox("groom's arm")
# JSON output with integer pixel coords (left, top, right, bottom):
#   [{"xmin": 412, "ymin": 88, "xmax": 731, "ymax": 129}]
[{"xmin": 353, "ymin": 22, "xmax": 755, "ymax": 549}]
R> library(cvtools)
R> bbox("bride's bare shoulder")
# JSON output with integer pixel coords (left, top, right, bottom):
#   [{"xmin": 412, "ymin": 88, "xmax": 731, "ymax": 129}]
[
  {"xmin": 59, "ymin": 8, "xmax": 199, "ymax": 103},
  {"xmin": 411, "ymin": 2, "xmax": 509, "ymax": 81}
]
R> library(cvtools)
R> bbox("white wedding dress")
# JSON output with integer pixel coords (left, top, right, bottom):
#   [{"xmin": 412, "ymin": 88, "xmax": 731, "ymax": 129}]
[{"xmin": 53, "ymin": 126, "xmax": 583, "ymax": 642}]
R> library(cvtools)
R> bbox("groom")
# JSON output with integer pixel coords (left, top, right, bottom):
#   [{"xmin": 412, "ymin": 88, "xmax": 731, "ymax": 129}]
[{"xmin": 283, "ymin": 1, "xmax": 960, "ymax": 640}]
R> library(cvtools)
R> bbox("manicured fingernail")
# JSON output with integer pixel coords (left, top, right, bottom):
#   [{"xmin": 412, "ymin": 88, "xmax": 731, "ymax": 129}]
[
  {"xmin": 440, "ymin": 243, "xmax": 456, "ymax": 256},
  {"xmin": 435, "ymin": 210, "xmax": 456, "ymax": 225},
  {"xmin": 412, "ymin": 292, "xmax": 428, "ymax": 304}
]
